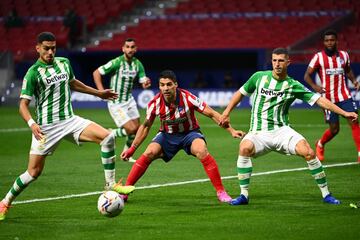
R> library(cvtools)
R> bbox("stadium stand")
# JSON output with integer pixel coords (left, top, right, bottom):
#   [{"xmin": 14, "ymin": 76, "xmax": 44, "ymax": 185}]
[
  {"xmin": 0, "ymin": 0, "xmax": 144, "ymax": 60},
  {"xmin": 0, "ymin": 0, "xmax": 359, "ymax": 62},
  {"xmin": 81, "ymin": 0, "xmax": 359, "ymax": 63}
]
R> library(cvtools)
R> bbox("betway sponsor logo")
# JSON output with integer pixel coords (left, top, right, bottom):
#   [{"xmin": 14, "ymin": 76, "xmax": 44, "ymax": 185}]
[
  {"xmin": 325, "ymin": 68, "xmax": 344, "ymax": 75},
  {"xmin": 46, "ymin": 73, "xmax": 68, "ymax": 84},
  {"xmin": 121, "ymin": 70, "xmax": 137, "ymax": 77},
  {"xmin": 260, "ymin": 88, "xmax": 284, "ymax": 98}
]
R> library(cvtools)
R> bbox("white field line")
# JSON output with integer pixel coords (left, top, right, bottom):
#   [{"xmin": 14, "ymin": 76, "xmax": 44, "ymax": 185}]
[
  {"xmin": 0, "ymin": 124, "xmax": 329, "ymax": 133},
  {"xmin": 12, "ymin": 162, "xmax": 358, "ymax": 205}
]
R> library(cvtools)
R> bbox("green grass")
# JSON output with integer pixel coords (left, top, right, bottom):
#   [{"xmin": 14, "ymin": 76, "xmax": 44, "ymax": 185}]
[{"xmin": 0, "ymin": 107, "xmax": 359, "ymax": 240}]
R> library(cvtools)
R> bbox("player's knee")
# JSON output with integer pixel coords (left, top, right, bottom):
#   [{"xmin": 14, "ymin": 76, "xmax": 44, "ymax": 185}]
[
  {"xmin": 239, "ymin": 145, "xmax": 253, "ymax": 157},
  {"xmin": 330, "ymin": 128, "xmax": 339, "ymax": 135},
  {"xmin": 28, "ymin": 168, "xmax": 42, "ymax": 178},
  {"xmin": 194, "ymin": 150, "xmax": 208, "ymax": 160},
  {"xmin": 239, "ymin": 140, "xmax": 255, "ymax": 157},
  {"xmin": 304, "ymin": 148, "xmax": 315, "ymax": 160},
  {"xmin": 143, "ymin": 149, "xmax": 158, "ymax": 160},
  {"xmin": 100, "ymin": 132, "xmax": 115, "ymax": 146}
]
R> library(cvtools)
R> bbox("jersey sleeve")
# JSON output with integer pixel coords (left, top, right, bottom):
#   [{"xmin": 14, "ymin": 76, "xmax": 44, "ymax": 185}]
[
  {"xmin": 20, "ymin": 68, "xmax": 37, "ymax": 100},
  {"xmin": 137, "ymin": 61, "xmax": 147, "ymax": 83},
  {"xmin": 98, "ymin": 58, "xmax": 119, "ymax": 76},
  {"xmin": 240, "ymin": 71, "xmax": 260, "ymax": 96},
  {"xmin": 145, "ymin": 98, "xmax": 157, "ymax": 122},
  {"xmin": 293, "ymin": 81, "xmax": 320, "ymax": 106},
  {"xmin": 187, "ymin": 91, "xmax": 206, "ymax": 113},
  {"xmin": 308, "ymin": 53, "xmax": 320, "ymax": 70},
  {"xmin": 65, "ymin": 58, "xmax": 75, "ymax": 81},
  {"xmin": 344, "ymin": 51, "xmax": 351, "ymax": 71}
]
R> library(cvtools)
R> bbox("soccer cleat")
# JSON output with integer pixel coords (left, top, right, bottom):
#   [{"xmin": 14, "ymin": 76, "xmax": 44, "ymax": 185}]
[
  {"xmin": 217, "ymin": 190, "xmax": 232, "ymax": 203},
  {"xmin": 111, "ymin": 179, "xmax": 135, "ymax": 195},
  {"xmin": 315, "ymin": 140, "xmax": 325, "ymax": 161},
  {"xmin": 230, "ymin": 194, "xmax": 249, "ymax": 205},
  {"xmin": 323, "ymin": 194, "xmax": 341, "ymax": 205},
  {"xmin": 0, "ymin": 201, "xmax": 10, "ymax": 221}
]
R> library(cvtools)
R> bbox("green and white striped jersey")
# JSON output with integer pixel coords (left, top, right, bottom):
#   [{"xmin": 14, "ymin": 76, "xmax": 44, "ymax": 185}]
[
  {"xmin": 98, "ymin": 55, "xmax": 147, "ymax": 104},
  {"xmin": 20, "ymin": 57, "xmax": 75, "ymax": 125},
  {"xmin": 240, "ymin": 71, "xmax": 320, "ymax": 132}
]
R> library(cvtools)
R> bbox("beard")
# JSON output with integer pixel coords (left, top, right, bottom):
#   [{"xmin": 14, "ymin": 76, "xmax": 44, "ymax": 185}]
[{"xmin": 324, "ymin": 47, "xmax": 337, "ymax": 56}]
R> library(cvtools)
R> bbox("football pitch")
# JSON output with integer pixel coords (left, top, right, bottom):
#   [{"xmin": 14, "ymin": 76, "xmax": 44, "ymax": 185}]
[{"xmin": 0, "ymin": 106, "xmax": 359, "ymax": 240}]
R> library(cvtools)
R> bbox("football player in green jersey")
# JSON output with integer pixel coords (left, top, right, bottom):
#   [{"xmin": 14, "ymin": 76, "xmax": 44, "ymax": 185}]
[
  {"xmin": 220, "ymin": 48, "xmax": 357, "ymax": 205},
  {"xmin": 0, "ymin": 32, "xmax": 134, "ymax": 221},
  {"xmin": 93, "ymin": 38, "xmax": 151, "ymax": 162}
]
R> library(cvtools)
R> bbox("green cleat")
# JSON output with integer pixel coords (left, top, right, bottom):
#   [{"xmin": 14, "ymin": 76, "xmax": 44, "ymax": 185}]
[
  {"xmin": 111, "ymin": 179, "xmax": 135, "ymax": 195},
  {"xmin": 0, "ymin": 201, "xmax": 10, "ymax": 221}
]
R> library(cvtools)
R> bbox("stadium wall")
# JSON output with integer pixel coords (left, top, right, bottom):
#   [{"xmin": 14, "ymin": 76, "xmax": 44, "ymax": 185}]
[{"xmin": 14, "ymin": 49, "xmax": 360, "ymax": 108}]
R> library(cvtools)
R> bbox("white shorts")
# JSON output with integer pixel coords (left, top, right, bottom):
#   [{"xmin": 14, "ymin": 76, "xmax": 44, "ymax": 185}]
[
  {"xmin": 108, "ymin": 98, "xmax": 140, "ymax": 127},
  {"xmin": 242, "ymin": 126, "xmax": 305, "ymax": 157},
  {"xmin": 30, "ymin": 115, "xmax": 92, "ymax": 155}
]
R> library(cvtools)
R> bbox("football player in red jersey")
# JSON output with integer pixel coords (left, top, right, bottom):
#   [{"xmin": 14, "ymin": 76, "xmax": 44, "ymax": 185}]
[{"xmin": 121, "ymin": 69, "xmax": 245, "ymax": 203}]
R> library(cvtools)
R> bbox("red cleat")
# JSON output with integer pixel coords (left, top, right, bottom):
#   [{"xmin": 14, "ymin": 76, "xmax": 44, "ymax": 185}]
[{"xmin": 315, "ymin": 140, "xmax": 325, "ymax": 161}]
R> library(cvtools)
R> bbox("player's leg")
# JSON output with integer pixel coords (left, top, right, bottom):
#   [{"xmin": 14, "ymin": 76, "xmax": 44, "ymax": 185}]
[
  {"xmin": 1, "ymin": 154, "xmax": 46, "ymax": 220},
  {"xmin": 346, "ymin": 118, "xmax": 360, "ymax": 162},
  {"xmin": 340, "ymin": 99, "xmax": 360, "ymax": 161},
  {"xmin": 79, "ymin": 122, "xmax": 133, "ymax": 194},
  {"xmin": 125, "ymin": 142, "xmax": 162, "ymax": 186},
  {"xmin": 107, "ymin": 102, "xmax": 130, "ymax": 139},
  {"xmin": 122, "ymin": 101, "xmax": 141, "ymax": 161},
  {"xmin": 316, "ymin": 110, "xmax": 339, "ymax": 161},
  {"xmin": 189, "ymin": 138, "xmax": 231, "ymax": 203},
  {"xmin": 121, "ymin": 118, "xmax": 139, "ymax": 147},
  {"xmin": 121, "ymin": 142, "xmax": 162, "ymax": 201},
  {"xmin": 295, "ymin": 139, "xmax": 340, "ymax": 204},
  {"xmin": 79, "ymin": 122, "xmax": 116, "ymax": 184},
  {"xmin": 231, "ymin": 139, "xmax": 255, "ymax": 205}
]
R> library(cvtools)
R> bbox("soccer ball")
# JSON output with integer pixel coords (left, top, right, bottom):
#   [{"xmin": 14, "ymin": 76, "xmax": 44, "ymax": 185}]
[{"xmin": 97, "ymin": 191, "xmax": 124, "ymax": 217}]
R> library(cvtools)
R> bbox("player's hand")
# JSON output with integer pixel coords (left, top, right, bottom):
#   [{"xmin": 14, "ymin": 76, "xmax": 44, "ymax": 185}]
[
  {"xmin": 142, "ymin": 77, "xmax": 151, "ymax": 89},
  {"xmin": 121, "ymin": 146, "xmax": 136, "ymax": 161},
  {"xmin": 313, "ymin": 85, "xmax": 325, "ymax": 94},
  {"xmin": 30, "ymin": 123, "xmax": 45, "ymax": 141},
  {"xmin": 99, "ymin": 89, "xmax": 118, "ymax": 100},
  {"xmin": 345, "ymin": 112, "xmax": 358, "ymax": 122},
  {"xmin": 219, "ymin": 114, "xmax": 230, "ymax": 128},
  {"xmin": 353, "ymin": 81, "xmax": 360, "ymax": 91},
  {"xmin": 230, "ymin": 128, "xmax": 246, "ymax": 139}
]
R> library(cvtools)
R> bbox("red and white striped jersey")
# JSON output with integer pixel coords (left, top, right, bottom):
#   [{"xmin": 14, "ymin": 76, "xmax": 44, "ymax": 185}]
[
  {"xmin": 308, "ymin": 50, "xmax": 352, "ymax": 103},
  {"xmin": 146, "ymin": 88, "xmax": 206, "ymax": 133}
]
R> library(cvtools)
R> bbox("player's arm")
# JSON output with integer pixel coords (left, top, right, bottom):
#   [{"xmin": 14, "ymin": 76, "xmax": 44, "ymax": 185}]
[
  {"xmin": 121, "ymin": 118, "xmax": 154, "ymax": 160},
  {"xmin": 346, "ymin": 68, "xmax": 360, "ymax": 91},
  {"xmin": 304, "ymin": 67, "xmax": 324, "ymax": 93},
  {"xmin": 138, "ymin": 61, "xmax": 151, "ymax": 89},
  {"xmin": 316, "ymin": 97, "xmax": 358, "ymax": 121},
  {"xmin": 201, "ymin": 105, "xmax": 245, "ymax": 138},
  {"xmin": 219, "ymin": 90, "xmax": 245, "ymax": 127},
  {"xmin": 69, "ymin": 79, "xmax": 118, "ymax": 100},
  {"xmin": 19, "ymin": 98, "xmax": 44, "ymax": 141},
  {"xmin": 93, "ymin": 69, "xmax": 105, "ymax": 91}
]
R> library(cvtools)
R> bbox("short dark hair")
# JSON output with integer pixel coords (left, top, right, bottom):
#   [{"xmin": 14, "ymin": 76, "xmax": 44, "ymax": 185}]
[
  {"xmin": 323, "ymin": 29, "xmax": 337, "ymax": 39},
  {"xmin": 272, "ymin": 47, "xmax": 289, "ymax": 56},
  {"xmin": 37, "ymin": 32, "xmax": 56, "ymax": 43},
  {"xmin": 125, "ymin": 38, "xmax": 136, "ymax": 43},
  {"xmin": 159, "ymin": 70, "xmax": 177, "ymax": 82}
]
